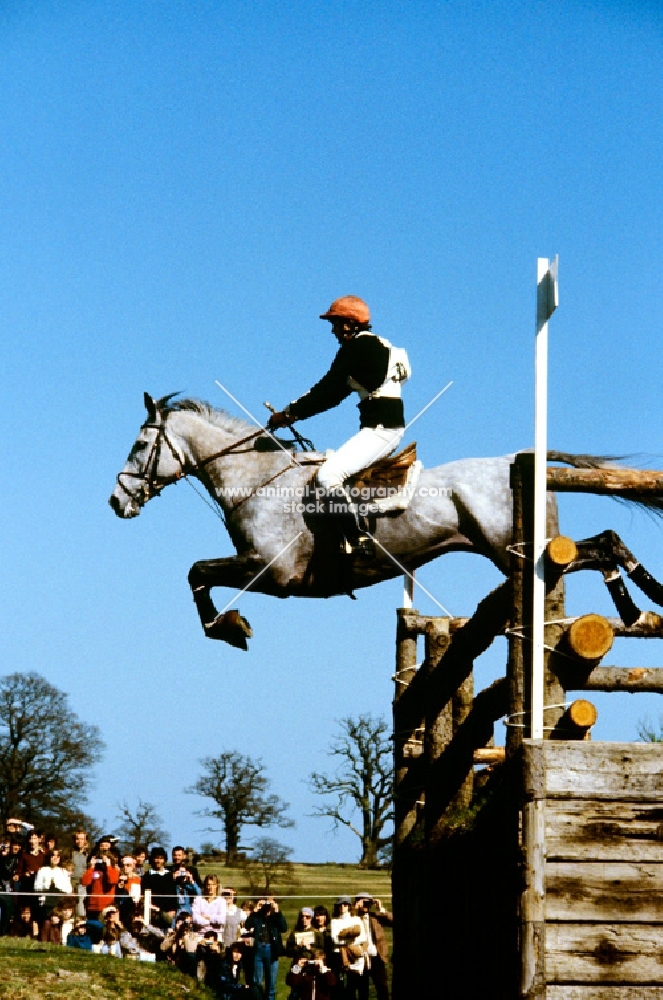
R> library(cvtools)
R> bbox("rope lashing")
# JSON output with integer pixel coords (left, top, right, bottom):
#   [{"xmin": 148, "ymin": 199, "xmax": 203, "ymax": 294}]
[{"xmin": 503, "ymin": 702, "xmax": 570, "ymax": 728}]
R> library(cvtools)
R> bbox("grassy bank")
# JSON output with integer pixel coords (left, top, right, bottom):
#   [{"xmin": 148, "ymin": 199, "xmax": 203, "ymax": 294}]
[{"xmin": 0, "ymin": 938, "xmax": 215, "ymax": 999}]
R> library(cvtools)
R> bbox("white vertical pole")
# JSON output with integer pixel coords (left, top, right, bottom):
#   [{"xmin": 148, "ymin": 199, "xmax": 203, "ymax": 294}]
[
  {"xmin": 533, "ymin": 256, "xmax": 557, "ymax": 740},
  {"xmin": 403, "ymin": 572, "xmax": 415, "ymax": 609}
]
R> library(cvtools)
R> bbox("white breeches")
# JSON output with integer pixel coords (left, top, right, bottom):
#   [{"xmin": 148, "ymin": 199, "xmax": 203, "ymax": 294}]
[{"xmin": 316, "ymin": 425, "xmax": 405, "ymax": 494}]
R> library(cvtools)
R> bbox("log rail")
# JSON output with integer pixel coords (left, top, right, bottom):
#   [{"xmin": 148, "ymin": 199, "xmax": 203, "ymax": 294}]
[
  {"xmin": 547, "ymin": 467, "xmax": 663, "ymax": 494},
  {"xmin": 400, "ymin": 609, "xmax": 663, "ymax": 639}
]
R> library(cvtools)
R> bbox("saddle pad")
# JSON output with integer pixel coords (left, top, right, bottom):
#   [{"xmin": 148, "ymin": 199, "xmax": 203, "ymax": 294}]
[
  {"xmin": 348, "ymin": 442, "xmax": 421, "ymax": 514},
  {"xmin": 348, "ymin": 441, "xmax": 417, "ymax": 491}
]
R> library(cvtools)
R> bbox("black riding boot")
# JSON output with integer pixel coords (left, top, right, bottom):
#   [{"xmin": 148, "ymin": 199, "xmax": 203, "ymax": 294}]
[{"xmin": 322, "ymin": 488, "xmax": 375, "ymax": 558}]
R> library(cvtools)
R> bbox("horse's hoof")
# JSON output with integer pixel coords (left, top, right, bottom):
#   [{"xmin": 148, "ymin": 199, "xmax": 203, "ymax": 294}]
[{"xmin": 204, "ymin": 610, "xmax": 253, "ymax": 649}]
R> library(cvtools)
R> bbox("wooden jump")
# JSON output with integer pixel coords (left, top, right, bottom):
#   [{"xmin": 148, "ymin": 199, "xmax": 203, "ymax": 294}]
[
  {"xmin": 522, "ymin": 740, "xmax": 663, "ymax": 999},
  {"xmin": 391, "ymin": 454, "xmax": 663, "ymax": 1000}
]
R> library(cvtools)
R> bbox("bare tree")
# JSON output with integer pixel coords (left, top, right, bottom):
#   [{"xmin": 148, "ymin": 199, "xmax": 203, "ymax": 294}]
[
  {"xmin": 240, "ymin": 836, "xmax": 296, "ymax": 892},
  {"xmin": 308, "ymin": 714, "xmax": 393, "ymax": 868},
  {"xmin": 0, "ymin": 672, "xmax": 104, "ymax": 831},
  {"xmin": 187, "ymin": 751, "xmax": 293, "ymax": 865},
  {"xmin": 114, "ymin": 798, "xmax": 169, "ymax": 852}
]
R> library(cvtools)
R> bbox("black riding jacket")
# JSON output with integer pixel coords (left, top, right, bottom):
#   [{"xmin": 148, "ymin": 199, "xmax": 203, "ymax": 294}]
[{"xmin": 287, "ymin": 333, "xmax": 405, "ymax": 430}]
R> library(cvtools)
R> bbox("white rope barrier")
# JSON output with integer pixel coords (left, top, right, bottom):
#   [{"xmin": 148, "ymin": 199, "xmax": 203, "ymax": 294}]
[{"xmin": 0, "ymin": 889, "xmax": 392, "ymax": 901}]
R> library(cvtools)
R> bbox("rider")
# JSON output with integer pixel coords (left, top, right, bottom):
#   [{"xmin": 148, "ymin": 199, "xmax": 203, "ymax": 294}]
[{"xmin": 267, "ymin": 295, "xmax": 407, "ymax": 552}]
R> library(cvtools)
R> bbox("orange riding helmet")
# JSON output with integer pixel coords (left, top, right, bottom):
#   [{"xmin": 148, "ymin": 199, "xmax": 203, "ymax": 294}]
[{"xmin": 319, "ymin": 295, "xmax": 371, "ymax": 326}]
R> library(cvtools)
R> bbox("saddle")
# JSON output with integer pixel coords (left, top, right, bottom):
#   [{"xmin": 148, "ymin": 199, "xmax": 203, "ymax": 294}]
[
  {"xmin": 301, "ymin": 441, "xmax": 421, "ymax": 516},
  {"xmin": 301, "ymin": 442, "xmax": 421, "ymax": 597},
  {"xmin": 347, "ymin": 441, "xmax": 422, "ymax": 514}
]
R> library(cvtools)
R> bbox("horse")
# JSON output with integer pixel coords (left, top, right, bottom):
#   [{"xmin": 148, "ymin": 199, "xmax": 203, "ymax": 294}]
[{"xmin": 109, "ymin": 393, "xmax": 663, "ymax": 649}]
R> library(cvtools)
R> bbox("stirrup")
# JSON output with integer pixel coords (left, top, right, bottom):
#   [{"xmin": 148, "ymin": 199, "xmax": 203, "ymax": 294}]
[
  {"xmin": 342, "ymin": 535, "xmax": 375, "ymax": 559},
  {"xmin": 356, "ymin": 534, "xmax": 375, "ymax": 557}
]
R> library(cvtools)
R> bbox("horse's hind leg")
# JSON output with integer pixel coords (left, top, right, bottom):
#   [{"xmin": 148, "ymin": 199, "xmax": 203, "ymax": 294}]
[
  {"xmin": 188, "ymin": 554, "xmax": 266, "ymax": 648},
  {"xmin": 625, "ymin": 559, "xmax": 663, "ymax": 608},
  {"xmin": 564, "ymin": 529, "xmax": 663, "ymax": 625},
  {"xmin": 560, "ymin": 531, "xmax": 640, "ymax": 624},
  {"xmin": 572, "ymin": 529, "xmax": 663, "ymax": 604},
  {"xmin": 599, "ymin": 568, "xmax": 642, "ymax": 626}
]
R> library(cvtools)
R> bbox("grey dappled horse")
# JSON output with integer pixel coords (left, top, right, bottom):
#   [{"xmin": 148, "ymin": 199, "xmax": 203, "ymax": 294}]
[{"xmin": 109, "ymin": 394, "xmax": 663, "ymax": 649}]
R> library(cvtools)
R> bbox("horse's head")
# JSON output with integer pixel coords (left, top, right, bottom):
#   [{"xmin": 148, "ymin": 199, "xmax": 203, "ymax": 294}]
[{"xmin": 109, "ymin": 392, "xmax": 185, "ymax": 518}]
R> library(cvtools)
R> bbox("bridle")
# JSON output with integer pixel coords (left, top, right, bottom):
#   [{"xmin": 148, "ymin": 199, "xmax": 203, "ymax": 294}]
[
  {"xmin": 115, "ymin": 407, "xmax": 265, "ymax": 509},
  {"xmin": 115, "ymin": 417, "xmax": 186, "ymax": 507}
]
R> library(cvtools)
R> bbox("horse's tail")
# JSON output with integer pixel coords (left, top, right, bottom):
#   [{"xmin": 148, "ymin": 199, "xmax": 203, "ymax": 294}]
[
  {"xmin": 547, "ymin": 450, "xmax": 625, "ymax": 469},
  {"xmin": 546, "ymin": 450, "xmax": 663, "ymax": 518}
]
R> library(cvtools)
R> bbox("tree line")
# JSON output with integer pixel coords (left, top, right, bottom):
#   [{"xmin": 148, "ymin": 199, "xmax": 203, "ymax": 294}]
[{"xmin": 0, "ymin": 672, "xmax": 393, "ymax": 868}]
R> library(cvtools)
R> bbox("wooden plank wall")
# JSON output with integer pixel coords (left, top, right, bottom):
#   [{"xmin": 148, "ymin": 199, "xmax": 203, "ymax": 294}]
[{"xmin": 522, "ymin": 741, "xmax": 663, "ymax": 1000}]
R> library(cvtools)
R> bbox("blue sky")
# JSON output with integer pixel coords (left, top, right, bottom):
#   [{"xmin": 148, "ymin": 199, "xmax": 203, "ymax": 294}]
[{"xmin": 2, "ymin": 0, "xmax": 662, "ymax": 861}]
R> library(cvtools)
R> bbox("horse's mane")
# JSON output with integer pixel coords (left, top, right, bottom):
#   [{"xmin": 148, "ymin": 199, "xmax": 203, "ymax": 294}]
[{"xmin": 164, "ymin": 397, "xmax": 255, "ymax": 436}]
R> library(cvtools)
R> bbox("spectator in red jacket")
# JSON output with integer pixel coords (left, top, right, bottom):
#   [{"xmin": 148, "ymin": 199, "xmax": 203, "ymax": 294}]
[{"xmin": 80, "ymin": 836, "xmax": 120, "ymax": 921}]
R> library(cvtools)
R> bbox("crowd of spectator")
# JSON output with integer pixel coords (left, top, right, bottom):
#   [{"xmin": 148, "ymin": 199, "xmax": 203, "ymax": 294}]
[{"xmin": 0, "ymin": 819, "xmax": 392, "ymax": 1000}]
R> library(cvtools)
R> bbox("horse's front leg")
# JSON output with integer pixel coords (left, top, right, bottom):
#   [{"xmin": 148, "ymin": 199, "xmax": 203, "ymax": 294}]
[{"xmin": 188, "ymin": 553, "xmax": 269, "ymax": 648}]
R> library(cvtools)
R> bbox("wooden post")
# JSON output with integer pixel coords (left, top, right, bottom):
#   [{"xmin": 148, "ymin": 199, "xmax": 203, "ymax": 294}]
[
  {"xmin": 392, "ymin": 606, "xmax": 423, "ymax": 1000},
  {"xmin": 420, "ymin": 589, "xmax": 511, "ymax": 830},
  {"xmin": 394, "ymin": 607, "xmax": 422, "ymax": 850},
  {"xmin": 422, "ymin": 616, "xmax": 453, "ymax": 1000},
  {"xmin": 452, "ymin": 668, "xmax": 475, "ymax": 810},
  {"xmin": 423, "ymin": 618, "xmax": 452, "ymax": 846},
  {"xmin": 509, "ymin": 456, "xmax": 567, "ymax": 749},
  {"xmin": 508, "ymin": 454, "xmax": 534, "ymax": 753},
  {"xmin": 521, "ymin": 741, "xmax": 546, "ymax": 999},
  {"xmin": 543, "ymin": 492, "xmax": 567, "ymax": 738}
]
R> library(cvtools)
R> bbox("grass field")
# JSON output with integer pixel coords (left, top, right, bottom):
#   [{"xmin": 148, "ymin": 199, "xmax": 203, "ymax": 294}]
[
  {"xmin": 0, "ymin": 863, "xmax": 392, "ymax": 999},
  {"xmin": 0, "ymin": 938, "xmax": 216, "ymax": 999},
  {"xmin": 196, "ymin": 859, "xmax": 393, "ymax": 906}
]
